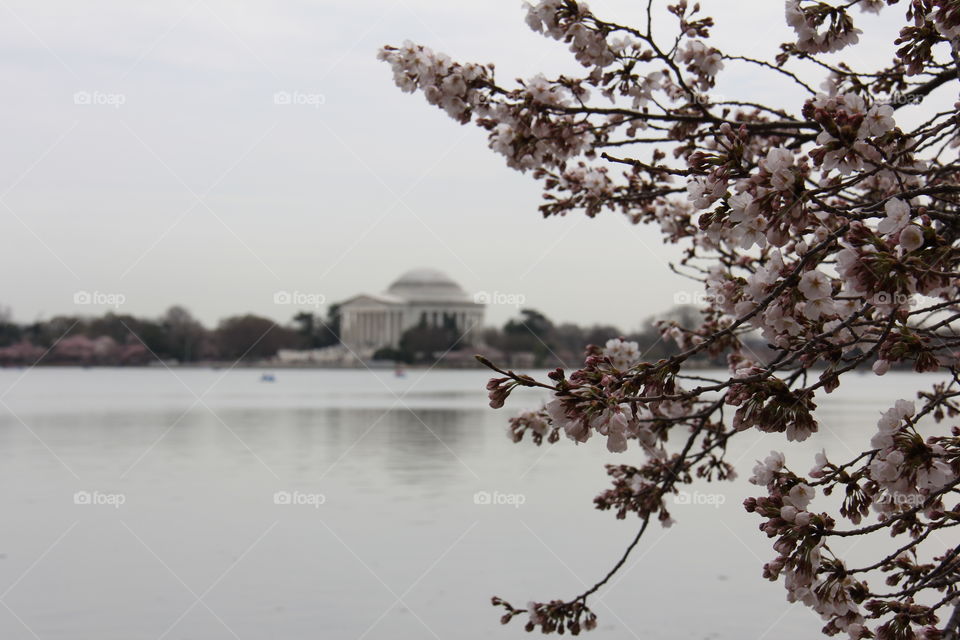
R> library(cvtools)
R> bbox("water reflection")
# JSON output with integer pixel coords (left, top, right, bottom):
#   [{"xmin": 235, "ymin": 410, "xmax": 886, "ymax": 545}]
[
  {"xmin": 0, "ymin": 368, "xmax": 949, "ymax": 640},
  {"xmin": 0, "ymin": 403, "xmax": 486, "ymax": 483}
]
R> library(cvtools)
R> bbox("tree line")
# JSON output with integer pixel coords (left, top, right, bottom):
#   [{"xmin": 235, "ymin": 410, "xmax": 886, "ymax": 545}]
[
  {"xmin": 0, "ymin": 305, "xmax": 338, "ymax": 366},
  {"xmin": 0, "ymin": 304, "xmax": 741, "ymax": 367}
]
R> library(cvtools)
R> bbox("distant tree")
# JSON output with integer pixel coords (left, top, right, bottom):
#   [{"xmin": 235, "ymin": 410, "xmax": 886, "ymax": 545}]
[
  {"xmin": 292, "ymin": 304, "xmax": 341, "ymax": 349},
  {"xmin": 27, "ymin": 315, "xmax": 84, "ymax": 348},
  {"xmin": 397, "ymin": 316, "xmax": 462, "ymax": 362},
  {"xmin": 0, "ymin": 341, "xmax": 45, "ymax": 365},
  {"xmin": 316, "ymin": 303, "xmax": 341, "ymax": 348},
  {"xmin": 90, "ymin": 336, "xmax": 119, "ymax": 363},
  {"xmin": 53, "ymin": 335, "xmax": 97, "ymax": 365},
  {"xmin": 161, "ymin": 306, "xmax": 208, "ymax": 362},
  {"xmin": 116, "ymin": 342, "xmax": 149, "ymax": 365},
  {"xmin": 215, "ymin": 314, "xmax": 301, "ymax": 361},
  {"xmin": 501, "ymin": 309, "xmax": 556, "ymax": 365},
  {"xmin": 292, "ymin": 311, "xmax": 316, "ymax": 345},
  {"xmin": 504, "ymin": 309, "xmax": 553, "ymax": 338},
  {"xmin": 580, "ymin": 324, "xmax": 624, "ymax": 350},
  {"xmin": 88, "ymin": 313, "xmax": 168, "ymax": 358},
  {"xmin": 0, "ymin": 306, "xmax": 21, "ymax": 347}
]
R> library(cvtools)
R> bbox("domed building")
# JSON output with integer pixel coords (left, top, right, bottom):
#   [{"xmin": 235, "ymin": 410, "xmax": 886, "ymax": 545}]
[{"xmin": 338, "ymin": 268, "xmax": 485, "ymax": 354}]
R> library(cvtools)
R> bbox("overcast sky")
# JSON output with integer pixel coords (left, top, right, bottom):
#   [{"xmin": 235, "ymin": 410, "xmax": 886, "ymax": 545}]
[{"xmin": 1, "ymin": 1, "xmax": 907, "ymax": 330}]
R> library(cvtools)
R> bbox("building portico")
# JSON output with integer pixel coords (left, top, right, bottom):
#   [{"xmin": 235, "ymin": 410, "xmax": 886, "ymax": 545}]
[{"xmin": 338, "ymin": 269, "xmax": 485, "ymax": 353}]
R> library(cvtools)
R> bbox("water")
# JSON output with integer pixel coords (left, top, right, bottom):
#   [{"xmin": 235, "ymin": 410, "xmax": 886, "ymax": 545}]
[{"xmin": 0, "ymin": 367, "xmax": 946, "ymax": 639}]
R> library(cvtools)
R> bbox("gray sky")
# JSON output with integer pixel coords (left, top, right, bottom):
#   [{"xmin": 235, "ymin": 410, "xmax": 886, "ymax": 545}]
[{"xmin": 1, "ymin": 1, "xmax": 905, "ymax": 330}]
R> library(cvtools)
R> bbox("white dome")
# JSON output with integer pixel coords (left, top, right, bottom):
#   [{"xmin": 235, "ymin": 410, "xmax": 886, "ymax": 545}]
[{"xmin": 386, "ymin": 268, "xmax": 470, "ymax": 302}]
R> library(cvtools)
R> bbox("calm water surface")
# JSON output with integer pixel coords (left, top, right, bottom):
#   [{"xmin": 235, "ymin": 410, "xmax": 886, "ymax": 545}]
[{"xmin": 0, "ymin": 368, "xmax": 946, "ymax": 639}]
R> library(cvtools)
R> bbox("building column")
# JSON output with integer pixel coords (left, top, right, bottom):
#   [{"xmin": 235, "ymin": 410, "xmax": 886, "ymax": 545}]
[{"xmin": 387, "ymin": 311, "xmax": 394, "ymax": 347}]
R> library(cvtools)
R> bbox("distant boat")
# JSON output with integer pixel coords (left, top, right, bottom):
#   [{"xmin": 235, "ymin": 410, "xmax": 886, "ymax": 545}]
[{"xmin": 260, "ymin": 373, "xmax": 276, "ymax": 383}]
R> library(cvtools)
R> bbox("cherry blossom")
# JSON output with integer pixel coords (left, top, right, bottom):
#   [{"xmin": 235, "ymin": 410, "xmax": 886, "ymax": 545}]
[
  {"xmin": 798, "ymin": 270, "xmax": 833, "ymax": 301},
  {"xmin": 786, "ymin": 0, "xmax": 862, "ymax": 53},
  {"xmin": 383, "ymin": 0, "xmax": 960, "ymax": 636},
  {"xmin": 750, "ymin": 451, "xmax": 786, "ymax": 486},
  {"xmin": 877, "ymin": 198, "xmax": 912, "ymax": 235},
  {"xmin": 899, "ymin": 225, "xmax": 924, "ymax": 252},
  {"xmin": 602, "ymin": 338, "xmax": 641, "ymax": 371},
  {"xmin": 860, "ymin": 104, "xmax": 896, "ymax": 138}
]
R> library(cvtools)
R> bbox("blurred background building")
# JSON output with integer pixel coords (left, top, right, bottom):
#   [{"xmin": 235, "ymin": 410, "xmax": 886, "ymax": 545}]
[{"xmin": 338, "ymin": 268, "xmax": 485, "ymax": 354}]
